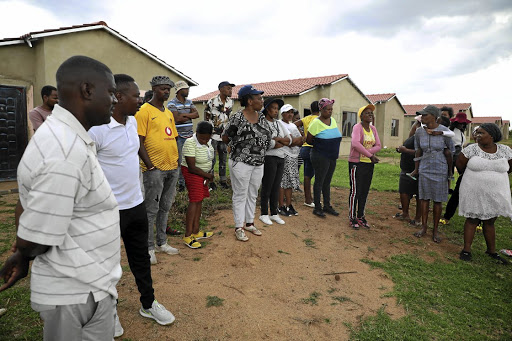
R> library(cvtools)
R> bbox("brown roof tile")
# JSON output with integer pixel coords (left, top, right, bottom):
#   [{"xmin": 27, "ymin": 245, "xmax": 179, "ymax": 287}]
[
  {"xmin": 471, "ymin": 116, "xmax": 503, "ymax": 124},
  {"xmin": 366, "ymin": 93, "xmax": 396, "ymax": 103},
  {"xmin": 403, "ymin": 103, "xmax": 472, "ymax": 116},
  {"xmin": 192, "ymin": 74, "xmax": 349, "ymax": 102}
]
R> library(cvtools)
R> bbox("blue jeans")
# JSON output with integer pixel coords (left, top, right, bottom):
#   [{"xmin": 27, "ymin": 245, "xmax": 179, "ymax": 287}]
[{"xmin": 143, "ymin": 169, "xmax": 179, "ymax": 250}]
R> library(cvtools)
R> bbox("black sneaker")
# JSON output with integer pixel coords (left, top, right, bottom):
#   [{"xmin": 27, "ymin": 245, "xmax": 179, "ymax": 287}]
[
  {"xmin": 220, "ymin": 182, "xmax": 230, "ymax": 189},
  {"xmin": 288, "ymin": 205, "xmax": 299, "ymax": 216},
  {"xmin": 279, "ymin": 206, "xmax": 292, "ymax": 216},
  {"xmin": 323, "ymin": 206, "xmax": 339, "ymax": 216},
  {"xmin": 209, "ymin": 182, "xmax": 217, "ymax": 191},
  {"xmin": 459, "ymin": 250, "xmax": 472, "ymax": 262},
  {"xmin": 486, "ymin": 251, "xmax": 509, "ymax": 265},
  {"xmin": 313, "ymin": 208, "xmax": 326, "ymax": 218}
]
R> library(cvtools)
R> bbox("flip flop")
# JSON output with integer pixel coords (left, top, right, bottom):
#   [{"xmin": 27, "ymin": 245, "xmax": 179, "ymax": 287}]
[
  {"xmin": 433, "ymin": 235, "xmax": 442, "ymax": 243},
  {"xmin": 413, "ymin": 230, "xmax": 427, "ymax": 238},
  {"xmin": 409, "ymin": 219, "xmax": 421, "ymax": 226},
  {"xmin": 393, "ymin": 213, "xmax": 407, "ymax": 220}
]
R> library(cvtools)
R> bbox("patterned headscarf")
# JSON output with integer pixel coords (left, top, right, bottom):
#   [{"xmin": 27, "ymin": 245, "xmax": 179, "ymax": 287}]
[
  {"xmin": 318, "ymin": 98, "xmax": 335, "ymax": 110},
  {"xmin": 150, "ymin": 75, "xmax": 174, "ymax": 87}
]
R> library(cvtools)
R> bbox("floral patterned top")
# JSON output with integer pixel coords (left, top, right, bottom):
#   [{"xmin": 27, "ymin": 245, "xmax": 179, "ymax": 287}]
[
  {"xmin": 204, "ymin": 94, "xmax": 233, "ymax": 141},
  {"xmin": 223, "ymin": 109, "xmax": 274, "ymax": 166}
]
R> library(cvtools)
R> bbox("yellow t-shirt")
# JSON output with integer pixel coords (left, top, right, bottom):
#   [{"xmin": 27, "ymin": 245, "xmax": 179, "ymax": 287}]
[
  {"xmin": 360, "ymin": 127, "xmax": 375, "ymax": 163},
  {"xmin": 302, "ymin": 114, "xmax": 319, "ymax": 147},
  {"xmin": 135, "ymin": 103, "xmax": 179, "ymax": 171}
]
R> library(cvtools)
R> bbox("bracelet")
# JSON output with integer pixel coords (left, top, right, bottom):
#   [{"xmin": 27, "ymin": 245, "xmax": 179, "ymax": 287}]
[{"xmin": 148, "ymin": 166, "xmax": 156, "ymax": 171}]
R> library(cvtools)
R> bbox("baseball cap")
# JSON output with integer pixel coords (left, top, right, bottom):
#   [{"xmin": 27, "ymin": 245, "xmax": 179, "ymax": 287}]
[
  {"xmin": 238, "ymin": 85, "xmax": 264, "ymax": 97},
  {"xmin": 279, "ymin": 104, "xmax": 294, "ymax": 114},
  {"xmin": 175, "ymin": 80, "xmax": 189, "ymax": 93},
  {"xmin": 218, "ymin": 81, "xmax": 235, "ymax": 89}
]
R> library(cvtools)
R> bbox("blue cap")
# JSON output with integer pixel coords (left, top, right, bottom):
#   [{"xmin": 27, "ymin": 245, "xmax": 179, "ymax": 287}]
[
  {"xmin": 238, "ymin": 85, "xmax": 264, "ymax": 98},
  {"xmin": 218, "ymin": 81, "xmax": 235, "ymax": 89}
]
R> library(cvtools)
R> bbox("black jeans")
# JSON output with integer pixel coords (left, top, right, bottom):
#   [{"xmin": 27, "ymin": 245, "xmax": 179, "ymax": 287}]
[
  {"xmin": 444, "ymin": 173, "xmax": 463, "ymax": 220},
  {"xmin": 348, "ymin": 162, "xmax": 374, "ymax": 220},
  {"xmin": 310, "ymin": 150, "xmax": 337, "ymax": 210},
  {"xmin": 260, "ymin": 155, "xmax": 285, "ymax": 215},
  {"xmin": 120, "ymin": 202, "xmax": 155, "ymax": 309}
]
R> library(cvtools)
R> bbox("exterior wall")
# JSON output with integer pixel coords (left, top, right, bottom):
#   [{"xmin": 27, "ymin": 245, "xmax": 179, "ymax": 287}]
[
  {"xmin": 373, "ymin": 98, "xmax": 404, "ymax": 149},
  {"xmin": 403, "ymin": 116, "xmax": 416, "ymax": 139},
  {"xmin": 0, "ymin": 29, "xmax": 195, "ymax": 142}
]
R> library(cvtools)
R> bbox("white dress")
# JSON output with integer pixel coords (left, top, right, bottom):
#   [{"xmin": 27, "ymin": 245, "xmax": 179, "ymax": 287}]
[{"xmin": 459, "ymin": 143, "xmax": 512, "ymax": 220}]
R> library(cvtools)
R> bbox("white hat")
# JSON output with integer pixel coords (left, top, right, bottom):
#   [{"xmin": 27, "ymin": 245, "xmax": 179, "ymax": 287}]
[{"xmin": 280, "ymin": 104, "xmax": 294, "ymax": 114}]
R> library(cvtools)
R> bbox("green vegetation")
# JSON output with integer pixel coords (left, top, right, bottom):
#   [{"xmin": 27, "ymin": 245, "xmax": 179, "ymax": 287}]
[
  {"xmin": 206, "ymin": 295, "xmax": 224, "ymax": 307},
  {"xmin": 301, "ymin": 291, "xmax": 322, "ymax": 305}
]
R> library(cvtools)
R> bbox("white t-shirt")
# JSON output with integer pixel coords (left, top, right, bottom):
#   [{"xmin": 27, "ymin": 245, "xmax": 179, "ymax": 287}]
[
  {"xmin": 89, "ymin": 116, "xmax": 144, "ymax": 210},
  {"xmin": 280, "ymin": 120, "xmax": 301, "ymax": 157},
  {"xmin": 266, "ymin": 119, "xmax": 290, "ymax": 158}
]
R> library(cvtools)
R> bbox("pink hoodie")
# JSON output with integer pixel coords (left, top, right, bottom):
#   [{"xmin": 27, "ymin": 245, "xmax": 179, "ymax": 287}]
[{"xmin": 348, "ymin": 123, "xmax": 381, "ymax": 162}]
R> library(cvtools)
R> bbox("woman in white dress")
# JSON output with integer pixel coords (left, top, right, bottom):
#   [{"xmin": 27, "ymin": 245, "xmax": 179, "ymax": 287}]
[{"xmin": 457, "ymin": 123, "xmax": 512, "ymax": 264}]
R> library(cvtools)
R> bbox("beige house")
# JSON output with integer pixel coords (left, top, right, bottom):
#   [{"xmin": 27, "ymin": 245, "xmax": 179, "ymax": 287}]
[
  {"xmin": 0, "ymin": 21, "xmax": 197, "ymax": 180},
  {"xmin": 471, "ymin": 116, "xmax": 510, "ymax": 140},
  {"xmin": 192, "ymin": 74, "xmax": 372, "ymax": 156},
  {"xmin": 366, "ymin": 93, "xmax": 406, "ymax": 149},
  {"xmin": 403, "ymin": 103, "xmax": 474, "ymax": 140}
]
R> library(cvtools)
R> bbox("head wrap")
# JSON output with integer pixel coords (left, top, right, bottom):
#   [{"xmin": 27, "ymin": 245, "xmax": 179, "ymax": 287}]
[
  {"xmin": 318, "ymin": 98, "xmax": 335, "ymax": 110},
  {"xmin": 150, "ymin": 76, "xmax": 174, "ymax": 87},
  {"xmin": 479, "ymin": 123, "xmax": 502, "ymax": 142}
]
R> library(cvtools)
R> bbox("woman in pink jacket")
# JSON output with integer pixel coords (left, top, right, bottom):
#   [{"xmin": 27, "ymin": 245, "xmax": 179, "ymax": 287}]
[{"xmin": 348, "ymin": 104, "xmax": 381, "ymax": 229}]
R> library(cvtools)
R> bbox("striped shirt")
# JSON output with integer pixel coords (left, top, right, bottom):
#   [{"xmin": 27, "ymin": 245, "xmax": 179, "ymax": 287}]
[
  {"xmin": 167, "ymin": 97, "xmax": 196, "ymax": 138},
  {"xmin": 17, "ymin": 104, "xmax": 122, "ymax": 306},
  {"xmin": 135, "ymin": 103, "xmax": 179, "ymax": 171},
  {"xmin": 181, "ymin": 134, "xmax": 214, "ymax": 172}
]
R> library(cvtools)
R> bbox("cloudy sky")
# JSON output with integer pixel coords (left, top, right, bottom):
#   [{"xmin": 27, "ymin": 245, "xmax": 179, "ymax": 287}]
[{"xmin": 2, "ymin": 0, "xmax": 512, "ymax": 119}]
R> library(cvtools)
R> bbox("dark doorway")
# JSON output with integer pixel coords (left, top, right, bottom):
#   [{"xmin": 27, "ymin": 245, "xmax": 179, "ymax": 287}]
[{"xmin": 0, "ymin": 86, "xmax": 27, "ymax": 180}]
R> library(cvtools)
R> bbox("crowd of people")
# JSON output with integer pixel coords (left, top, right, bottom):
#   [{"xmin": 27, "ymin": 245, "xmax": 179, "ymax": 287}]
[{"xmin": 0, "ymin": 55, "xmax": 510, "ymax": 340}]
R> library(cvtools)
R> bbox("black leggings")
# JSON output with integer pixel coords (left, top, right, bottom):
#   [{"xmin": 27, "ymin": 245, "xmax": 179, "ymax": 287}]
[
  {"xmin": 348, "ymin": 162, "xmax": 374, "ymax": 220},
  {"xmin": 310, "ymin": 150, "xmax": 337, "ymax": 209},
  {"xmin": 260, "ymin": 155, "xmax": 285, "ymax": 215}
]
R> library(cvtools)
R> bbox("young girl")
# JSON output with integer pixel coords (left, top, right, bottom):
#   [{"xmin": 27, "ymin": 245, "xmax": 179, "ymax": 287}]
[
  {"xmin": 279, "ymin": 105, "xmax": 304, "ymax": 216},
  {"xmin": 181, "ymin": 121, "xmax": 215, "ymax": 248}
]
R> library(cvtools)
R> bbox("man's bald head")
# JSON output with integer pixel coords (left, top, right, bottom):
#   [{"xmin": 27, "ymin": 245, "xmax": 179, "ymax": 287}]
[{"xmin": 55, "ymin": 56, "xmax": 117, "ymax": 130}]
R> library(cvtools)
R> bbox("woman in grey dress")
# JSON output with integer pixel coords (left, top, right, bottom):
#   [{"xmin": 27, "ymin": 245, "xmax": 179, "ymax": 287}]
[{"xmin": 410, "ymin": 105, "xmax": 454, "ymax": 243}]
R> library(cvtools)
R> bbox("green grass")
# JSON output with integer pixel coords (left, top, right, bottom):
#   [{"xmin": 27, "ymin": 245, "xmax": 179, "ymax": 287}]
[
  {"xmin": 301, "ymin": 291, "xmax": 322, "ymax": 305},
  {"xmin": 206, "ymin": 295, "xmax": 224, "ymax": 307}
]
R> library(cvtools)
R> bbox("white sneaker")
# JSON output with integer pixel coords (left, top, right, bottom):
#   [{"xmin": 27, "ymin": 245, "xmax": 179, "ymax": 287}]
[
  {"xmin": 303, "ymin": 202, "xmax": 315, "ymax": 208},
  {"xmin": 270, "ymin": 215, "xmax": 285, "ymax": 225},
  {"xmin": 148, "ymin": 250, "xmax": 157, "ymax": 265},
  {"xmin": 114, "ymin": 310, "xmax": 124, "ymax": 337},
  {"xmin": 235, "ymin": 228, "xmax": 249, "ymax": 241},
  {"xmin": 155, "ymin": 243, "xmax": 179, "ymax": 255},
  {"xmin": 258, "ymin": 215, "xmax": 273, "ymax": 225},
  {"xmin": 139, "ymin": 300, "xmax": 175, "ymax": 326},
  {"xmin": 245, "ymin": 224, "xmax": 262, "ymax": 236}
]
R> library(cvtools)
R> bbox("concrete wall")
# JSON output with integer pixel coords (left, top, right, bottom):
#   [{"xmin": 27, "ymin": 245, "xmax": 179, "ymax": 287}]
[{"xmin": 373, "ymin": 97, "xmax": 404, "ymax": 149}]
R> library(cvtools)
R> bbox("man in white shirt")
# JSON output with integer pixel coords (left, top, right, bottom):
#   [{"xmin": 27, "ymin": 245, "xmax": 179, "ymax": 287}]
[
  {"xmin": 88, "ymin": 74, "xmax": 175, "ymax": 335},
  {"xmin": 0, "ymin": 56, "xmax": 121, "ymax": 340}
]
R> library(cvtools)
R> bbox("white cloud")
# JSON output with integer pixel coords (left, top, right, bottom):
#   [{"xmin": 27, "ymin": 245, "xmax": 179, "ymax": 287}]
[{"xmin": 1, "ymin": 0, "xmax": 512, "ymax": 121}]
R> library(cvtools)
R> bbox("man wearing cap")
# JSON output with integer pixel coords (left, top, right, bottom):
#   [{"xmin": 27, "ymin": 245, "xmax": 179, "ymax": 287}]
[
  {"xmin": 204, "ymin": 81, "xmax": 235, "ymax": 189},
  {"xmin": 167, "ymin": 81, "xmax": 199, "ymax": 192},
  {"xmin": 136, "ymin": 76, "xmax": 180, "ymax": 264}
]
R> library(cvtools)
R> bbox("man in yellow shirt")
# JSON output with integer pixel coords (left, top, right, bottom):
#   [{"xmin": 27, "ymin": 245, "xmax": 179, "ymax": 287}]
[{"xmin": 136, "ymin": 76, "xmax": 180, "ymax": 264}]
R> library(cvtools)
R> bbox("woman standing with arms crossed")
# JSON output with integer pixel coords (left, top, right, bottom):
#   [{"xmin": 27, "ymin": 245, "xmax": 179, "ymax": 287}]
[
  {"xmin": 222, "ymin": 85, "xmax": 274, "ymax": 242},
  {"xmin": 306, "ymin": 98, "xmax": 342, "ymax": 218},
  {"xmin": 457, "ymin": 123, "xmax": 512, "ymax": 264},
  {"xmin": 348, "ymin": 104, "xmax": 381, "ymax": 229},
  {"xmin": 295, "ymin": 101, "xmax": 320, "ymax": 207},
  {"xmin": 410, "ymin": 105, "xmax": 454, "ymax": 243}
]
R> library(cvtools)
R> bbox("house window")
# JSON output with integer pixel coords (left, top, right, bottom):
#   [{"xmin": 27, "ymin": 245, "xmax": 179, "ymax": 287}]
[
  {"xmin": 391, "ymin": 119, "xmax": 399, "ymax": 136},
  {"xmin": 342, "ymin": 111, "xmax": 357, "ymax": 137}
]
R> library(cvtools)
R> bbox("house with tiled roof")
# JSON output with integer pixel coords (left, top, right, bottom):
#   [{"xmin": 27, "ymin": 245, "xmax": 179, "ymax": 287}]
[
  {"xmin": 192, "ymin": 74, "xmax": 372, "ymax": 155},
  {"xmin": 402, "ymin": 103, "xmax": 474, "ymax": 140},
  {"xmin": 0, "ymin": 21, "xmax": 197, "ymax": 180},
  {"xmin": 366, "ymin": 93, "xmax": 406, "ymax": 148},
  {"xmin": 471, "ymin": 116, "xmax": 509, "ymax": 140}
]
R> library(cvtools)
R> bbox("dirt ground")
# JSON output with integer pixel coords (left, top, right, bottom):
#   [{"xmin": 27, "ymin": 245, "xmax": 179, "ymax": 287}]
[{"xmin": 109, "ymin": 187, "xmax": 460, "ymax": 341}]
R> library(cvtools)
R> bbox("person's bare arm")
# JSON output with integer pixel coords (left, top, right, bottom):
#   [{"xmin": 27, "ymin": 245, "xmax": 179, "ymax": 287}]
[
  {"xmin": 306, "ymin": 132, "xmax": 314, "ymax": 145},
  {"xmin": 185, "ymin": 156, "xmax": 214, "ymax": 180},
  {"xmin": 456, "ymin": 153, "xmax": 469, "ymax": 174},
  {"xmin": 138, "ymin": 135, "xmax": 155, "ymax": 169}
]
